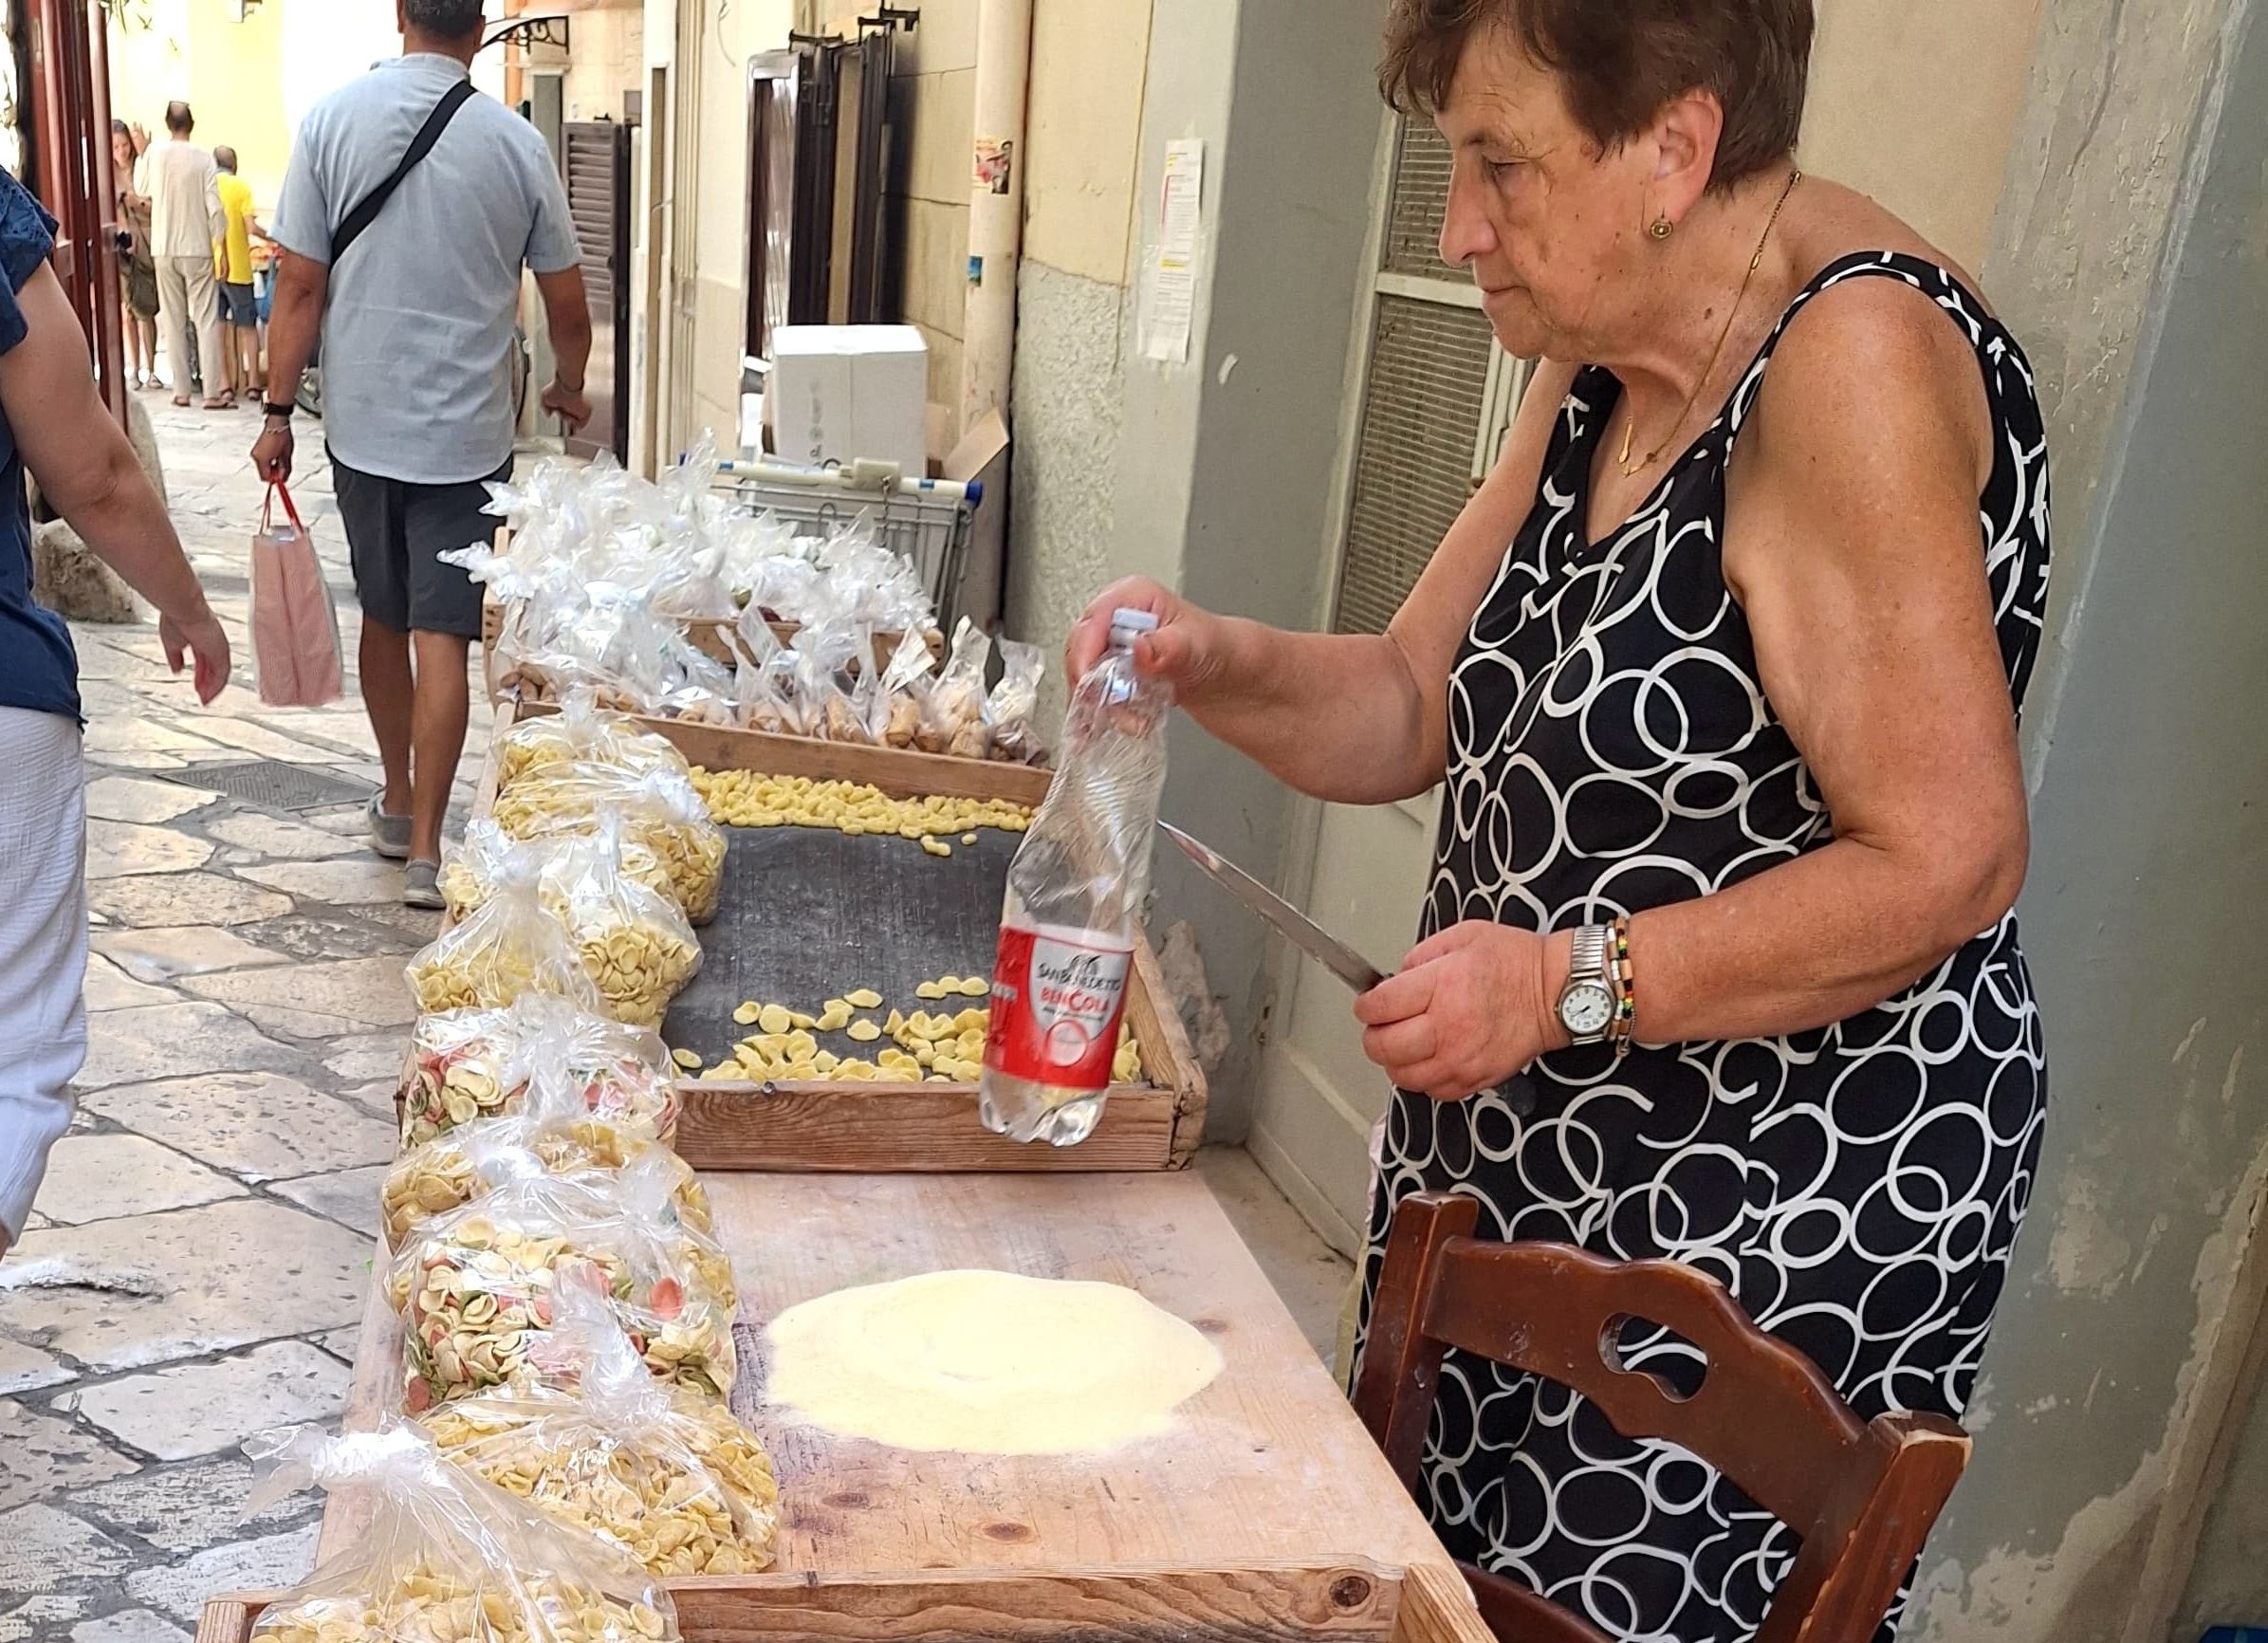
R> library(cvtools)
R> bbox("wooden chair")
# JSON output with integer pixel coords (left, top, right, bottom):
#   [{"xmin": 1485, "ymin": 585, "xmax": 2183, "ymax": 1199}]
[{"xmin": 1352, "ymin": 1193, "xmax": 1970, "ymax": 1643}]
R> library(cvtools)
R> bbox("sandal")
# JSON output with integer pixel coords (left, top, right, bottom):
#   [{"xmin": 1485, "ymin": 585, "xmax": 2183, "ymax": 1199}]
[
  {"xmin": 204, "ymin": 393, "xmax": 236, "ymax": 410},
  {"xmin": 172, "ymin": 396, "xmax": 190, "ymax": 408}
]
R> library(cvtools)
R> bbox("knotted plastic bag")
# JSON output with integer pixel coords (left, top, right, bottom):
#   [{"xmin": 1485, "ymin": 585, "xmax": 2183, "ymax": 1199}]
[
  {"xmin": 439, "ymin": 817, "xmax": 677, "ymax": 925},
  {"xmin": 242, "ymin": 1422, "xmax": 679, "ymax": 1643},
  {"xmin": 917, "ymin": 618, "xmax": 992, "ymax": 759},
  {"xmin": 407, "ymin": 844, "xmax": 601, "ymax": 1018},
  {"xmin": 496, "ymin": 688, "xmax": 693, "ymax": 790},
  {"xmin": 396, "ymin": 994, "xmax": 680, "ymax": 1151},
  {"xmin": 382, "ymin": 1037, "xmax": 710, "ymax": 1251},
  {"xmin": 420, "ymin": 1282, "xmax": 780, "ymax": 1576},
  {"xmin": 492, "ymin": 763, "xmax": 726, "ymax": 927},
  {"xmin": 545, "ymin": 816, "xmax": 704, "ymax": 1029},
  {"xmin": 985, "ymin": 638, "xmax": 1048, "ymax": 766},
  {"xmin": 387, "ymin": 1156, "xmax": 738, "ymax": 1411}
]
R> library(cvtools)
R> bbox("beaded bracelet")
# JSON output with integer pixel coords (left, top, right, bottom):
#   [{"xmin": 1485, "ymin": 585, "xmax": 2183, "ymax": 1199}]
[{"xmin": 1610, "ymin": 914, "xmax": 1635, "ymax": 1059}]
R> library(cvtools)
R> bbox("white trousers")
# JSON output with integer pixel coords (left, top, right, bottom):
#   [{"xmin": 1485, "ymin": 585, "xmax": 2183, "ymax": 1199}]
[
  {"xmin": 155, "ymin": 253, "xmax": 225, "ymax": 398},
  {"xmin": 0, "ymin": 708, "xmax": 86, "ymax": 1242}
]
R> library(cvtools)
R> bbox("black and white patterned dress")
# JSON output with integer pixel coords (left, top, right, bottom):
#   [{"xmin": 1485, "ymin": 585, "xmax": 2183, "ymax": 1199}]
[{"xmin": 1355, "ymin": 252, "xmax": 2051, "ymax": 1643}]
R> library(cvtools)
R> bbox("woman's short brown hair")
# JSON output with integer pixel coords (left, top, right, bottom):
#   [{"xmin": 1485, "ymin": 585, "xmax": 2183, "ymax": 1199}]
[{"xmin": 1380, "ymin": 0, "xmax": 1813, "ymax": 193}]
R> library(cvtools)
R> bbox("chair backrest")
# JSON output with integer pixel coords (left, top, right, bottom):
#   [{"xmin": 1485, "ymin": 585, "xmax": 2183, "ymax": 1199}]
[{"xmin": 1352, "ymin": 1192, "xmax": 1971, "ymax": 1643}]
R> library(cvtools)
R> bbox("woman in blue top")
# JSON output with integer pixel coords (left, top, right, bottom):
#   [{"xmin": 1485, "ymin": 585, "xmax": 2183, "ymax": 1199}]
[{"xmin": 0, "ymin": 169, "xmax": 230, "ymax": 1259}]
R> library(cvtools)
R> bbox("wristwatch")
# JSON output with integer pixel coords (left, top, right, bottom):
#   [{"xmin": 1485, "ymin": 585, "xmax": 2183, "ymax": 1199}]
[
  {"xmin": 261, "ymin": 400, "xmax": 296, "ymax": 421},
  {"xmin": 1557, "ymin": 924, "xmax": 1617, "ymax": 1045}
]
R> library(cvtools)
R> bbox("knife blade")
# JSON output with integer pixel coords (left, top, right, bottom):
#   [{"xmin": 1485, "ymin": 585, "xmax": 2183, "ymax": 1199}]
[
  {"xmin": 1159, "ymin": 822, "xmax": 1387, "ymax": 992},
  {"xmin": 1158, "ymin": 820, "xmax": 1540, "ymax": 1118}
]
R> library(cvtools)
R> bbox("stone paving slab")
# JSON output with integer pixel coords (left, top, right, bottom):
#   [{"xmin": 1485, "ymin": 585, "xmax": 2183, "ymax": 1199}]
[
  {"xmin": 81, "ymin": 1074, "xmax": 396, "ymax": 1187},
  {"xmin": 0, "ymin": 1338, "xmax": 70, "ymax": 1398},
  {"xmin": 80, "ymin": 957, "xmax": 179, "ymax": 1014},
  {"xmin": 90, "ymin": 927, "xmax": 289, "ymax": 983},
  {"xmin": 82, "ymin": 779, "xmax": 220, "ymax": 827},
  {"xmin": 85, "ymin": 875, "xmax": 294, "ymax": 931},
  {"xmin": 179, "ymin": 956, "xmax": 415, "ymax": 1029},
  {"xmin": 66, "ymin": 1459, "xmax": 306, "ymax": 1559},
  {"xmin": 29, "ymin": 1137, "xmax": 246, "ymax": 1227},
  {"xmin": 0, "ymin": 1401, "xmax": 139, "ymax": 1512},
  {"xmin": 74, "ymin": 1004, "xmax": 299, "ymax": 1093},
  {"xmin": 71, "ymin": 1608, "xmax": 191, "ymax": 1643},
  {"xmin": 62, "ymin": 1341, "xmax": 350, "ymax": 1463},
  {"xmin": 236, "ymin": 858, "xmax": 415, "ymax": 906},
  {"xmin": 0, "ymin": 1505, "xmax": 135, "ymax": 1596},
  {"xmin": 203, "ymin": 813, "xmax": 361, "ymax": 861},
  {"xmin": 83, "ymin": 823, "xmax": 215, "ymax": 881},
  {"xmin": 123, "ymin": 1524, "xmax": 322, "ymax": 1624},
  {"xmin": 268, "ymin": 1167, "xmax": 390, "ymax": 1241},
  {"xmin": 0, "ymin": 1199, "xmax": 372, "ymax": 1373}
]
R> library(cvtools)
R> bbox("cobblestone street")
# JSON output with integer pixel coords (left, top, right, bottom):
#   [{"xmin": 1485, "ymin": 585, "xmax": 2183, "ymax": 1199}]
[{"xmin": 0, "ymin": 397, "xmax": 493, "ymax": 1640}]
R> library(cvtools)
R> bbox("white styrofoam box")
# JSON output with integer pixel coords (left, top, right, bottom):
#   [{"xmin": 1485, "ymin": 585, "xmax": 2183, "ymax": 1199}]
[{"xmin": 769, "ymin": 325, "xmax": 930, "ymax": 476}]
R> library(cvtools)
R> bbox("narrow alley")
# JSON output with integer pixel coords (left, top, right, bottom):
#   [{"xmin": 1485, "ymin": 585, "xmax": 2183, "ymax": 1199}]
[{"xmin": 0, "ymin": 400, "xmax": 489, "ymax": 1639}]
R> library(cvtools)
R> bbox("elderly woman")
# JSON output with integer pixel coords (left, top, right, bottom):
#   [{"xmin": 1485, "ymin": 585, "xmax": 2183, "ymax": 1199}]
[{"xmin": 1072, "ymin": 0, "xmax": 2047, "ymax": 1634}]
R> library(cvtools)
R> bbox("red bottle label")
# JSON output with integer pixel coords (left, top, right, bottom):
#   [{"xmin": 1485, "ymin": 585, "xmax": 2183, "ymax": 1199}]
[{"xmin": 986, "ymin": 922, "xmax": 1134, "ymax": 1091}]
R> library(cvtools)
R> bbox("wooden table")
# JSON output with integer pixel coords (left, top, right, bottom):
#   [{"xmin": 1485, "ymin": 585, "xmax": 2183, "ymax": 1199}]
[{"xmin": 203, "ymin": 1168, "xmax": 1497, "ymax": 1643}]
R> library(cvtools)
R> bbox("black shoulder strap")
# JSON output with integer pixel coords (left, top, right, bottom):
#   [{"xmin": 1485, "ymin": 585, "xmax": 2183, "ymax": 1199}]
[{"xmin": 330, "ymin": 79, "xmax": 476, "ymax": 267}]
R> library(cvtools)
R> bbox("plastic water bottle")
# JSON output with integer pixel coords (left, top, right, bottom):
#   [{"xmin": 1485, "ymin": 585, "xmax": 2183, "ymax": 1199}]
[{"xmin": 981, "ymin": 609, "xmax": 1171, "ymax": 1145}]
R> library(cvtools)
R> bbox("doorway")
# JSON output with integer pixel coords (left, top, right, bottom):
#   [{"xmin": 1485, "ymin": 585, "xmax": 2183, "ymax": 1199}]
[{"xmin": 1246, "ymin": 114, "xmax": 1524, "ymax": 1255}]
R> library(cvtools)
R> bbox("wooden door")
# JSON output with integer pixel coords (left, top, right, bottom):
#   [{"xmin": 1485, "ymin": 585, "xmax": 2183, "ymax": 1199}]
[{"xmin": 562, "ymin": 119, "xmax": 630, "ymax": 460}]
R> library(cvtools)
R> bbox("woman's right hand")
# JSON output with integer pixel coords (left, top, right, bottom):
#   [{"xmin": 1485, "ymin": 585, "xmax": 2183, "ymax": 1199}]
[{"xmin": 1065, "ymin": 578, "xmax": 1233, "ymax": 702}]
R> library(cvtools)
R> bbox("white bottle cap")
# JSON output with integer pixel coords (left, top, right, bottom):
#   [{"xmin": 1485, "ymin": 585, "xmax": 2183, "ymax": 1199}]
[{"xmin": 1112, "ymin": 608, "xmax": 1160, "ymax": 637}]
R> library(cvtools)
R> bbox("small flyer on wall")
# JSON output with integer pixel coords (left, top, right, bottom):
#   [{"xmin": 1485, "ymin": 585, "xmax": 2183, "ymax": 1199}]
[{"xmin": 1142, "ymin": 138, "xmax": 1206, "ymax": 364}]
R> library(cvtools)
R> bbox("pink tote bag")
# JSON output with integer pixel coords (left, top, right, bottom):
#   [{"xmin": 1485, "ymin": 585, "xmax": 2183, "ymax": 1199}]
[{"xmin": 249, "ymin": 481, "xmax": 345, "ymax": 708}]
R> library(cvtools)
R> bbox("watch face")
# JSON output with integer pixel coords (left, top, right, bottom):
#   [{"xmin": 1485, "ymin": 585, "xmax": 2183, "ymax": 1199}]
[{"xmin": 1561, "ymin": 982, "xmax": 1614, "ymax": 1037}]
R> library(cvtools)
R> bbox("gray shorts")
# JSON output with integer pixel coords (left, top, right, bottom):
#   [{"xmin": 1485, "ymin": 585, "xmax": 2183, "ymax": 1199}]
[
  {"xmin": 329, "ymin": 452, "xmax": 509, "ymax": 639},
  {"xmin": 220, "ymin": 281, "xmax": 256, "ymax": 327}
]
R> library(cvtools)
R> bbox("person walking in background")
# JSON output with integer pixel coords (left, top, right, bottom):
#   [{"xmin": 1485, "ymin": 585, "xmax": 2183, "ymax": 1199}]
[
  {"xmin": 213, "ymin": 145, "xmax": 265, "ymax": 400},
  {"xmin": 0, "ymin": 168, "xmax": 231, "ymax": 1261},
  {"xmin": 253, "ymin": 0, "xmax": 593, "ymax": 909},
  {"xmin": 109, "ymin": 120, "xmax": 160, "ymax": 391},
  {"xmin": 145, "ymin": 101, "xmax": 230, "ymax": 409}
]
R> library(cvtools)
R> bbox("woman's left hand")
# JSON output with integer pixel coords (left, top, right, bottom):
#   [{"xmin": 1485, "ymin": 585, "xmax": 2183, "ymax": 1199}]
[{"xmin": 1354, "ymin": 921, "xmax": 1568, "ymax": 1099}]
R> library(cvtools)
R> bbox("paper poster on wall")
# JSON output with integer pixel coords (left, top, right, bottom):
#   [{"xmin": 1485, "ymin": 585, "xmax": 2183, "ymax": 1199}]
[
  {"xmin": 974, "ymin": 138, "xmax": 1016, "ymax": 195},
  {"xmin": 1142, "ymin": 139, "xmax": 1206, "ymax": 364}
]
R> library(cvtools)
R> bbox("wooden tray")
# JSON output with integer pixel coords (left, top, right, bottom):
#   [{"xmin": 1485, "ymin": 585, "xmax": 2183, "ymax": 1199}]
[
  {"xmin": 196, "ymin": 1172, "xmax": 1491, "ymax": 1643},
  {"xmin": 482, "ymin": 700, "xmax": 1207, "ymax": 1173},
  {"xmin": 197, "ymin": 1561, "xmax": 1488, "ymax": 1643}
]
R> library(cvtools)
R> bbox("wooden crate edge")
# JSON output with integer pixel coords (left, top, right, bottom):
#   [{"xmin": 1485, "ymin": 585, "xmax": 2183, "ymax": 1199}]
[{"xmin": 198, "ymin": 1560, "xmax": 1420, "ymax": 1643}]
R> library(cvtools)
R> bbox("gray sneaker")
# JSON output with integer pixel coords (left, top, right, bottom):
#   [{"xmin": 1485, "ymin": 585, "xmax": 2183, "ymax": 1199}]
[
  {"xmin": 402, "ymin": 859, "xmax": 445, "ymax": 911},
  {"xmin": 368, "ymin": 792, "xmax": 412, "ymax": 860}
]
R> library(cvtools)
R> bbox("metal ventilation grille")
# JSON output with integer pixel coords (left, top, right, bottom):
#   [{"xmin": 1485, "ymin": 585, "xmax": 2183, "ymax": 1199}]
[
  {"xmin": 1384, "ymin": 119, "xmax": 1456, "ymax": 277},
  {"xmin": 1332, "ymin": 296, "xmax": 1497, "ymax": 637}
]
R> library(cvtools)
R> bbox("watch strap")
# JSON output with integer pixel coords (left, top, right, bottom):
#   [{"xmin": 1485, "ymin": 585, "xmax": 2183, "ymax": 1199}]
[
  {"xmin": 1558, "ymin": 923, "xmax": 1614, "ymax": 1045},
  {"xmin": 261, "ymin": 400, "xmax": 297, "ymax": 420}
]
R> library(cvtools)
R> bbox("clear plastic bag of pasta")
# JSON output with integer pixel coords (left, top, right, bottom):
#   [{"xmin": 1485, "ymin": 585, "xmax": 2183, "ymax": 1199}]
[
  {"xmin": 243, "ymin": 1422, "xmax": 679, "ymax": 1643},
  {"xmin": 876, "ymin": 626, "xmax": 934, "ymax": 749},
  {"xmin": 382, "ymin": 1040, "xmax": 710, "ymax": 1251},
  {"xmin": 397, "ymin": 994, "xmax": 680, "ymax": 1151},
  {"xmin": 493, "ymin": 762, "xmax": 726, "ymax": 926},
  {"xmin": 917, "ymin": 617, "xmax": 992, "ymax": 759},
  {"xmin": 440, "ymin": 817, "xmax": 677, "ymax": 925},
  {"xmin": 496, "ymin": 687, "xmax": 692, "ymax": 789},
  {"xmin": 407, "ymin": 846, "xmax": 601, "ymax": 1018},
  {"xmin": 724, "ymin": 613, "xmax": 795, "ymax": 735},
  {"xmin": 420, "ymin": 1281, "xmax": 779, "ymax": 1576},
  {"xmin": 388, "ymin": 1155, "xmax": 738, "ymax": 1412},
  {"xmin": 547, "ymin": 816, "xmax": 704, "ymax": 1029},
  {"xmin": 985, "ymin": 637, "xmax": 1048, "ymax": 766}
]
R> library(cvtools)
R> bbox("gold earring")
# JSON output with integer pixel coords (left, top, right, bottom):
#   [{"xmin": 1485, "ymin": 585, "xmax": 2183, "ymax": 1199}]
[{"xmin": 1650, "ymin": 216, "xmax": 1674, "ymax": 241}]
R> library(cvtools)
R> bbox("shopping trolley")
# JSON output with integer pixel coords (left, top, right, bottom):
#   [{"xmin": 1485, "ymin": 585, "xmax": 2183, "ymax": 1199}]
[{"xmin": 712, "ymin": 456, "xmax": 983, "ymax": 632}]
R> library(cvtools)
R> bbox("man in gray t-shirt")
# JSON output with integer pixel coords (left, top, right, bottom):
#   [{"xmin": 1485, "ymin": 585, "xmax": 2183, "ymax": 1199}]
[{"xmin": 251, "ymin": 0, "xmax": 594, "ymax": 908}]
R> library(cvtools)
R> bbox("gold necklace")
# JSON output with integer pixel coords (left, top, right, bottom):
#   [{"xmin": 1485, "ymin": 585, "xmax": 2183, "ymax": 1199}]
[{"xmin": 1617, "ymin": 167, "xmax": 1802, "ymax": 479}]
